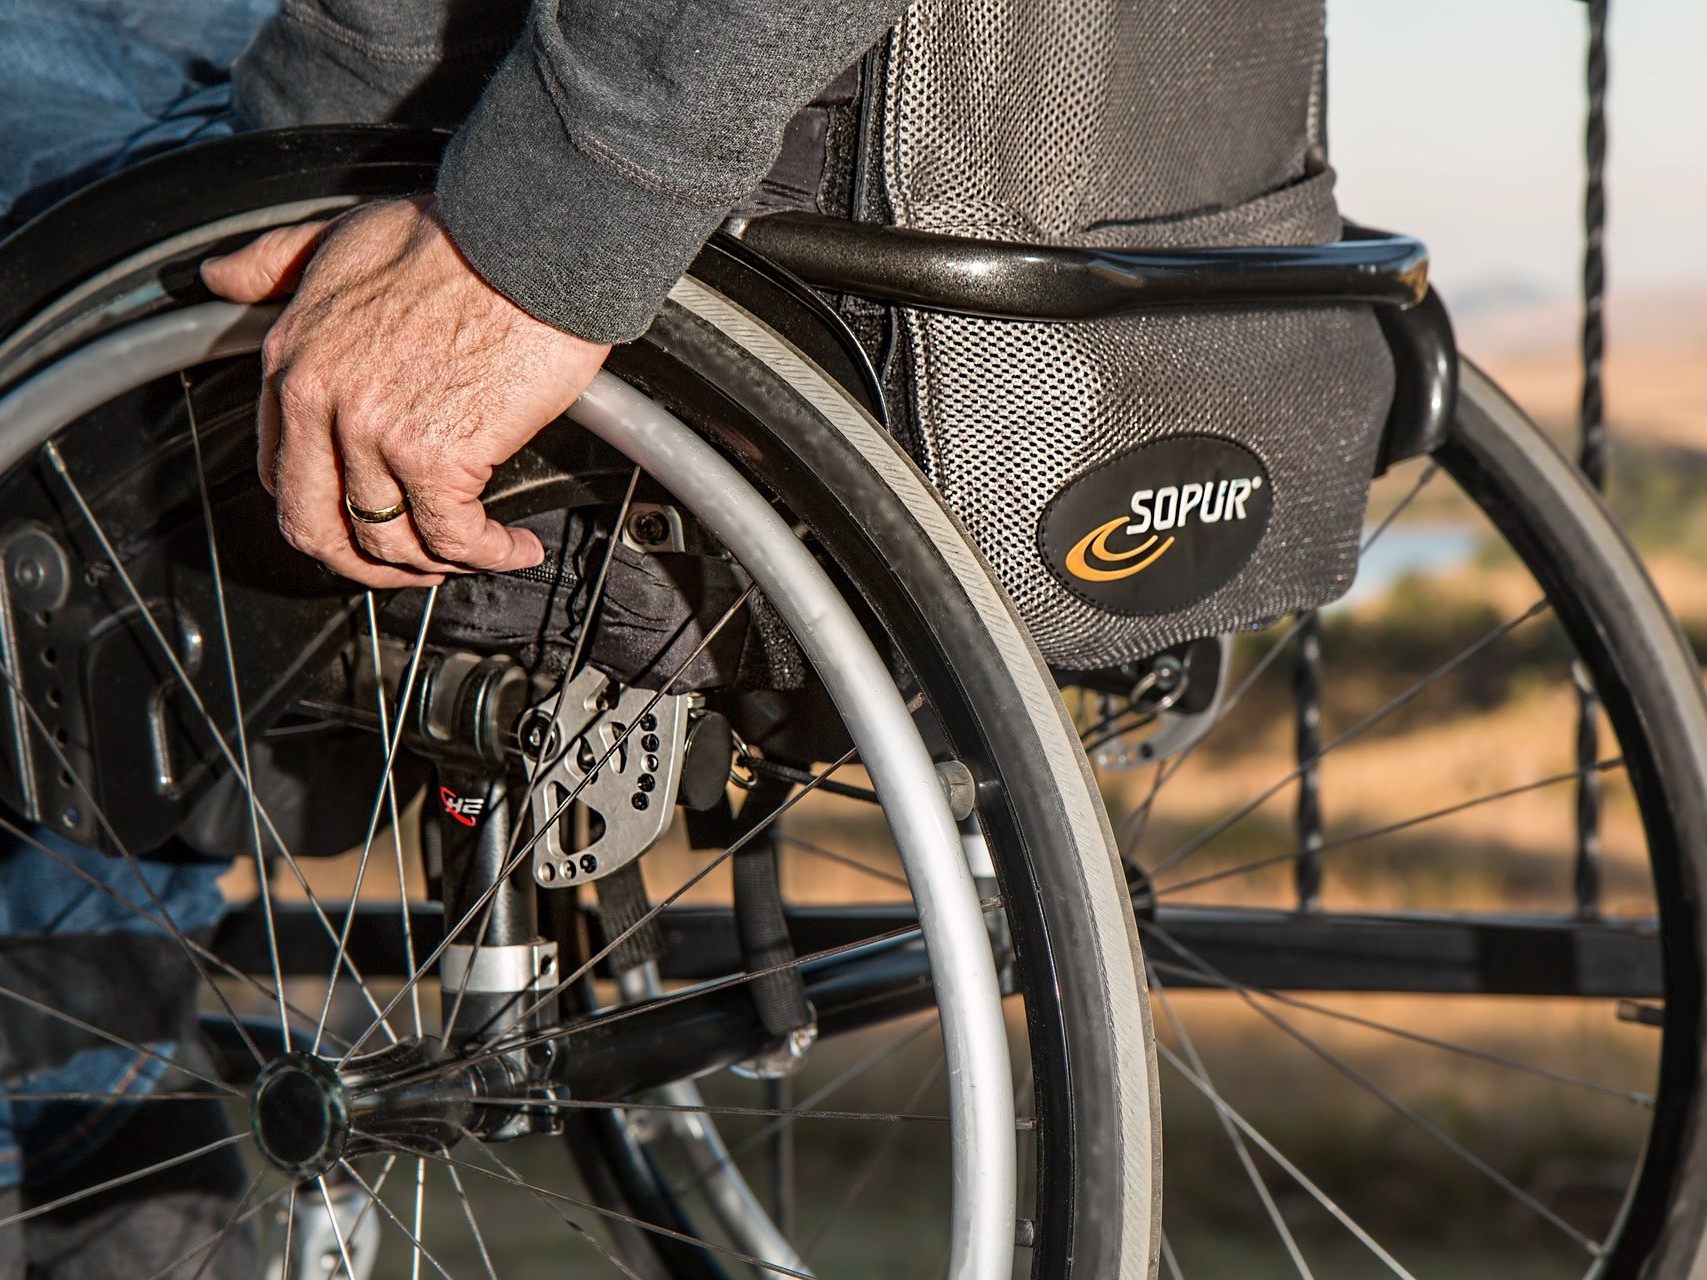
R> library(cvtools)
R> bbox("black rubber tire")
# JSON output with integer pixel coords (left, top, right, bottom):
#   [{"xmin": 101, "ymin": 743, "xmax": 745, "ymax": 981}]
[
  {"xmin": 1438, "ymin": 364, "xmax": 1707, "ymax": 1278},
  {"xmin": 0, "ymin": 132, "xmax": 1161, "ymax": 1279}
]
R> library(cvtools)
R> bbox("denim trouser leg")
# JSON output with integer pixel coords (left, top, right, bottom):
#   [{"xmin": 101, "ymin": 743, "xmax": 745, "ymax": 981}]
[
  {"xmin": 0, "ymin": 829, "xmax": 228, "ymax": 1189},
  {"xmin": 0, "ymin": 0, "xmax": 277, "ymax": 1192},
  {"xmin": 0, "ymin": 0, "xmax": 276, "ymax": 234}
]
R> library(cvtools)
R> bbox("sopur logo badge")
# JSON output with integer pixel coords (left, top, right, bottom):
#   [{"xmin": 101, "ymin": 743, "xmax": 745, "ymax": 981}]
[
  {"xmin": 439, "ymin": 786, "xmax": 486, "ymax": 827},
  {"xmin": 1039, "ymin": 434, "xmax": 1273, "ymax": 616}
]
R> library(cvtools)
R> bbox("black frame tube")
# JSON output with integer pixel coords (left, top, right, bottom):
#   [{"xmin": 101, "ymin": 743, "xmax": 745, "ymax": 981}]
[{"xmin": 736, "ymin": 212, "xmax": 1430, "ymax": 321}]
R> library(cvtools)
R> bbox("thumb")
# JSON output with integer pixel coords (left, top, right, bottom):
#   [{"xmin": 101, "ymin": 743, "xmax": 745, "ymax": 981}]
[{"xmin": 200, "ymin": 220, "xmax": 330, "ymax": 302}]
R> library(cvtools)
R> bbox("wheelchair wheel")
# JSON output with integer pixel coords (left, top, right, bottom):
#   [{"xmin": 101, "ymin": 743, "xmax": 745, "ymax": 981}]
[
  {"xmin": 0, "ymin": 134, "xmax": 1156, "ymax": 1279},
  {"xmin": 1092, "ymin": 363, "xmax": 1707, "ymax": 1276}
]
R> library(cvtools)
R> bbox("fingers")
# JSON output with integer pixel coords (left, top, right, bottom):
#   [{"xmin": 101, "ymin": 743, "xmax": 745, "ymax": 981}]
[
  {"xmin": 201, "ymin": 220, "xmax": 330, "ymax": 303},
  {"xmin": 404, "ymin": 482, "xmax": 546, "ymax": 573},
  {"xmin": 269, "ymin": 374, "xmax": 442, "ymax": 590},
  {"xmin": 340, "ymin": 449, "xmax": 465, "ymax": 575}
]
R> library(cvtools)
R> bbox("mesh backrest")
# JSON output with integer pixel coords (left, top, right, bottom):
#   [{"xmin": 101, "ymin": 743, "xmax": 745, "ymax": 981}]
[{"xmin": 879, "ymin": 0, "xmax": 1394, "ymax": 670}]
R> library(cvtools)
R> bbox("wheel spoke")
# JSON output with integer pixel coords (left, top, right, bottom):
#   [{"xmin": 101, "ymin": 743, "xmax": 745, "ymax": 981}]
[
  {"xmin": 1120, "ymin": 460, "xmax": 1446, "ymax": 864},
  {"xmin": 0, "ymin": 803, "xmax": 339, "ymax": 1054},
  {"xmin": 1157, "ymin": 1043, "xmax": 1419, "ymax": 1279},
  {"xmin": 336, "ymin": 1159, "xmax": 462, "ymax": 1280},
  {"xmin": 445, "ymin": 1162, "xmax": 500, "ymax": 1280},
  {"xmin": 1152, "ymin": 979, "xmax": 1313, "ymax": 1279},
  {"xmin": 802, "ymin": 1056, "xmax": 946, "ymax": 1260},
  {"xmin": 410, "ymin": 1156, "xmax": 427, "ymax": 1280},
  {"xmin": 449, "ymin": 1130, "xmax": 649, "ymax": 1280},
  {"xmin": 279, "ymin": 1184, "xmax": 297, "ymax": 1280},
  {"xmin": 0, "ymin": 978, "xmax": 238, "ymax": 1094},
  {"xmin": 142, "ymin": 1178, "xmax": 289, "ymax": 1280},
  {"xmin": 1361, "ymin": 461, "xmax": 1442, "ymax": 555},
  {"xmin": 409, "ymin": 1094, "xmax": 977, "ymax": 1127},
  {"xmin": 317, "ymin": 1176, "xmax": 363, "ymax": 1280},
  {"xmin": 367, "ymin": 593, "xmax": 425, "ymax": 1040},
  {"xmin": 0, "ymin": 664, "xmax": 269, "ymax": 1064},
  {"xmin": 42, "ymin": 442, "xmax": 399, "ymax": 1041},
  {"xmin": 0, "ymin": 1132, "xmax": 246, "ymax": 1233},
  {"xmin": 1154, "ymin": 756, "xmax": 1627, "ymax": 901},
  {"xmin": 1144, "ymin": 955, "xmax": 1651, "ymax": 1106},
  {"xmin": 388, "ymin": 1139, "xmax": 817, "ymax": 1280},
  {"xmin": 340, "ymin": 582, "xmax": 758, "ymax": 1061},
  {"xmin": 183, "ymin": 373, "xmax": 290, "ymax": 1041},
  {"xmin": 314, "ymin": 585, "xmax": 439, "ymax": 1054},
  {"xmin": 1150, "ymin": 923, "xmax": 1602, "ymax": 1253},
  {"xmin": 0, "ymin": 1089, "xmax": 230, "ymax": 1104},
  {"xmin": 1149, "ymin": 600, "xmax": 1551, "ymax": 878},
  {"xmin": 779, "ymin": 833, "xmax": 910, "ymax": 890},
  {"xmin": 186, "ymin": 1169, "xmax": 268, "ymax": 1280},
  {"xmin": 670, "ymin": 1017, "xmax": 940, "ymax": 1202},
  {"xmin": 1160, "ymin": 1230, "xmax": 1185, "ymax": 1280}
]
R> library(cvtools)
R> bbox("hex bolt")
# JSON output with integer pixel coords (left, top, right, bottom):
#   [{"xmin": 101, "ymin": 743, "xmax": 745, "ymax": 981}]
[
  {"xmin": 630, "ymin": 793, "xmax": 649, "ymax": 811},
  {"xmin": 641, "ymin": 733, "xmax": 660, "ymax": 753},
  {"xmin": 629, "ymin": 511, "xmax": 670, "ymax": 547},
  {"xmin": 639, "ymin": 713, "xmax": 657, "ymax": 732},
  {"xmin": 636, "ymin": 772, "xmax": 656, "ymax": 793},
  {"xmin": 1151, "ymin": 653, "xmax": 1186, "ymax": 693},
  {"xmin": 519, "ymin": 712, "xmax": 559, "ymax": 759},
  {"xmin": 5, "ymin": 529, "xmax": 71, "ymax": 612}
]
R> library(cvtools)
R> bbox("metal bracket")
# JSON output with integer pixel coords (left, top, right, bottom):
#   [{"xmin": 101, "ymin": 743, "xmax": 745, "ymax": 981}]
[
  {"xmin": 1092, "ymin": 634, "xmax": 1232, "ymax": 770},
  {"xmin": 521, "ymin": 667, "xmax": 690, "ymax": 888},
  {"xmin": 440, "ymin": 939, "xmax": 558, "ymax": 995}
]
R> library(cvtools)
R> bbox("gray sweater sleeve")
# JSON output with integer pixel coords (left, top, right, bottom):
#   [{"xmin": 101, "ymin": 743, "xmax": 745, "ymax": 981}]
[
  {"xmin": 234, "ymin": 0, "xmax": 905, "ymax": 344},
  {"xmin": 438, "ymin": 2, "xmax": 905, "ymax": 343}
]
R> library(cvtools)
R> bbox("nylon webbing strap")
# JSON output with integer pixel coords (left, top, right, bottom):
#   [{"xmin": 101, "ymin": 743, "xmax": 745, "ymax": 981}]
[
  {"xmin": 732, "ymin": 779, "xmax": 812, "ymax": 1039},
  {"xmin": 594, "ymin": 861, "xmax": 664, "ymax": 977}
]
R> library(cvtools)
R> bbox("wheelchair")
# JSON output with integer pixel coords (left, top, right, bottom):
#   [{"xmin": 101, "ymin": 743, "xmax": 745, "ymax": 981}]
[{"xmin": 0, "ymin": 120, "xmax": 1702, "ymax": 1280}]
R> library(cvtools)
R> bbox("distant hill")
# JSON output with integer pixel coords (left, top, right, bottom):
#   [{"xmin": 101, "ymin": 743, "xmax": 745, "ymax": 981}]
[{"xmin": 1454, "ymin": 288, "xmax": 1707, "ymax": 453}]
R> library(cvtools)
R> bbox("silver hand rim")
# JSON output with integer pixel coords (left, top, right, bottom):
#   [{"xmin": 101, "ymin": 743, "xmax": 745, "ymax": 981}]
[{"xmin": 0, "ymin": 300, "xmax": 1018, "ymax": 1280}]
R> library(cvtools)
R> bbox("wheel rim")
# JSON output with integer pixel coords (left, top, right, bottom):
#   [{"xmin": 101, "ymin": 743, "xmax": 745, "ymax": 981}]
[
  {"xmin": 1095, "ymin": 363, "xmax": 1707, "ymax": 1276},
  {"xmin": 0, "ymin": 304, "xmax": 1030, "ymax": 1278}
]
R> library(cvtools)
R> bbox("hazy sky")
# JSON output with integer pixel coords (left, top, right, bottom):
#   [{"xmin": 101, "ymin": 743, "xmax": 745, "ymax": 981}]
[{"xmin": 1327, "ymin": 0, "xmax": 1707, "ymax": 302}]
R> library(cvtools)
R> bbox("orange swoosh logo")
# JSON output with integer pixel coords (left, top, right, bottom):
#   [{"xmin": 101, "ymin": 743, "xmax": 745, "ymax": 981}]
[{"xmin": 1065, "ymin": 517, "xmax": 1175, "ymax": 582}]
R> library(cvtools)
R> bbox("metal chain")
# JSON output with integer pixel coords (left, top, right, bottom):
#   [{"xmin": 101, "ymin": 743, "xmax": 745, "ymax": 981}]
[
  {"xmin": 1293, "ymin": 611, "xmax": 1325, "ymax": 911},
  {"xmin": 1572, "ymin": 0, "xmax": 1610, "ymax": 919}
]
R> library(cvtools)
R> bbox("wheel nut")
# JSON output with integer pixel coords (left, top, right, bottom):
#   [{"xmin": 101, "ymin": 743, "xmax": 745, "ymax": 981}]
[{"xmin": 629, "ymin": 511, "xmax": 670, "ymax": 546}]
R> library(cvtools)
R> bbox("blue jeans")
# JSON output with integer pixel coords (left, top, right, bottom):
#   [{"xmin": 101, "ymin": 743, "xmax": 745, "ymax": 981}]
[
  {"xmin": 0, "ymin": 0, "xmax": 275, "ymax": 233},
  {"xmin": 0, "ymin": 830, "xmax": 230, "ymax": 1188},
  {"xmin": 0, "ymin": 0, "xmax": 277, "ymax": 1188}
]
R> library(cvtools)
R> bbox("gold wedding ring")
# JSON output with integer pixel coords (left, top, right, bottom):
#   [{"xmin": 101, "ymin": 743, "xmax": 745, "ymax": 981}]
[{"xmin": 344, "ymin": 495, "xmax": 409, "ymax": 525}]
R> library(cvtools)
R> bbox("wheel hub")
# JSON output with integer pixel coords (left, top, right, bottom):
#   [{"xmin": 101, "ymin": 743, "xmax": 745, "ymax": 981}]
[
  {"xmin": 251, "ymin": 1039, "xmax": 512, "ymax": 1181},
  {"xmin": 251, "ymin": 1053, "xmax": 350, "ymax": 1180}
]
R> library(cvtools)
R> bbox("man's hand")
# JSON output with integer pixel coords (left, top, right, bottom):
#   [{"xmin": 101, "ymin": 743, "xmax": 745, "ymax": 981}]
[{"xmin": 202, "ymin": 198, "xmax": 611, "ymax": 588}]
